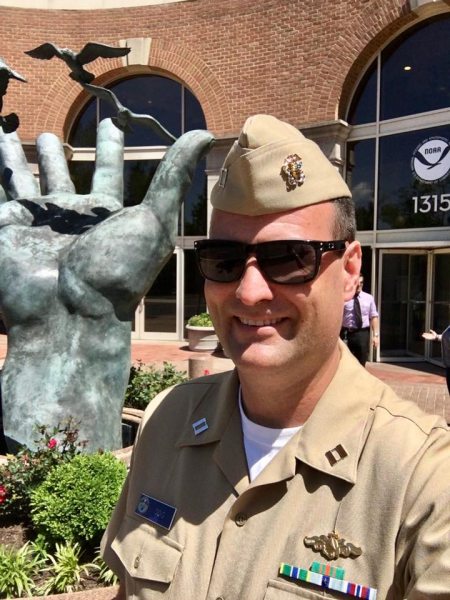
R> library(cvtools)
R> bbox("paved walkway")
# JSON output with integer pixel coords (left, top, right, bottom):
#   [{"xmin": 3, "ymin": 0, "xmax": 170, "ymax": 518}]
[{"xmin": 1, "ymin": 335, "xmax": 449, "ymax": 423}]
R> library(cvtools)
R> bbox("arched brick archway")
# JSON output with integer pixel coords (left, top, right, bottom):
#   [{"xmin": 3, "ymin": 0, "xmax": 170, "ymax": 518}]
[
  {"xmin": 33, "ymin": 41, "xmax": 231, "ymax": 140},
  {"xmin": 304, "ymin": 2, "xmax": 418, "ymax": 124}
]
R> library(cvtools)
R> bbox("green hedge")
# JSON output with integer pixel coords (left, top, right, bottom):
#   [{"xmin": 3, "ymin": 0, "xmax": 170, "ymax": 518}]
[{"xmin": 30, "ymin": 453, "xmax": 127, "ymax": 547}]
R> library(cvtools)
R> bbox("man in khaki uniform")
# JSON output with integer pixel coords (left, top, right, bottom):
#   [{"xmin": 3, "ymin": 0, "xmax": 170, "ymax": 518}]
[{"xmin": 101, "ymin": 115, "xmax": 450, "ymax": 599}]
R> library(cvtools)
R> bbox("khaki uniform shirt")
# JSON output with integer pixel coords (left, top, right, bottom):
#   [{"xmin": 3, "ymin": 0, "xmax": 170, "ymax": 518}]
[{"xmin": 101, "ymin": 344, "xmax": 450, "ymax": 599}]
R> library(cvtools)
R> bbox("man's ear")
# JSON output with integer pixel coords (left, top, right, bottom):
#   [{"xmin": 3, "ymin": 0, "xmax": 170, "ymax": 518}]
[{"xmin": 343, "ymin": 241, "xmax": 361, "ymax": 302}]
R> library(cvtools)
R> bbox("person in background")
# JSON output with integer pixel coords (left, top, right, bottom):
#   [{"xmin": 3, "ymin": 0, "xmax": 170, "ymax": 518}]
[
  {"xmin": 422, "ymin": 326, "xmax": 450, "ymax": 393},
  {"xmin": 341, "ymin": 275, "xmax": 379, "ymax": 366}
]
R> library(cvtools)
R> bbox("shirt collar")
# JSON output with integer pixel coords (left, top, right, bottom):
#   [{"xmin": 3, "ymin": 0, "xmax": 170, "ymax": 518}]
[{"xmin": 177, "ymin": 342, "xmax": 378, "ymax": 486}]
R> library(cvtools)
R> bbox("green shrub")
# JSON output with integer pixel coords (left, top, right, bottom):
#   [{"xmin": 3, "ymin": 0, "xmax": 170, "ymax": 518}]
[
  {"xmin": 0, "ymin": 417, "xmax": 86, "ymax": 521},
  {"xmin": 124, "ymin": 360, "xmax": 188, "ymax": 410},
  {"xmin": 91, "ymin": 550, "xmax": 119, "ymax": 586},
  {"xmin": 30, "ymin": 453, "xmax": 127, "ymax": 547},
  {"xmin": 187, "ymin": 312, "xmax": 213, "ymax": 327},
  {"xmin": 39, "ymin": 542, "xmax": 92, "ymax": 595},
  {"xmin": 0, "ymin": 542, "xmax": 44, "ymax": 598}
]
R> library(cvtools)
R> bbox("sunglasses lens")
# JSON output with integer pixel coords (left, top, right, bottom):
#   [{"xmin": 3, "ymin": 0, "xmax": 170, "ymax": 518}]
[
  {"xmin": 197, "ymin": 242, "xmax": 246, "ymax": 282},
  {"xmin": 259, "ymin": 242, "xmax": 317, "ymax": 284}
]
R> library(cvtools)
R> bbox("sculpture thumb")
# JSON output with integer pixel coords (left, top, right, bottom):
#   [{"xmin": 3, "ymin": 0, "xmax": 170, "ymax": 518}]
[{"xmin": 142, "ymin": 129, "xmax": 215, "ymax": 214}]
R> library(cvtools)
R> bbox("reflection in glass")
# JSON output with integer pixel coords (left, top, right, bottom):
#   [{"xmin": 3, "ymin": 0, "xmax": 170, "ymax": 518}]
[
  {"xmin": 380, "ymin": 254, "xmax": 426, "ymax": 358},
  {"xmin": 359, "ymin": 247, "xmax": 372, "ymax": 295},
  {"xmin": 69, "ymin": 98, "xmax": 97, "ymax": 148},
  {"xmin": 144, "ymin": 254, "xmax": 177, "ymax": 333},
  {"xmin": 184, "ymin": 159, "xmax": 207, "ymax": 235},
  {"xmin": 381, "ymin": 16, "xmax": 450, "ymax": 121},
  {"xmin": 184, "ymin": 250, "xmax": 206, "ymax": 329},
  {"xmin": 70, "ymin": 75, "xmax": 207, "ymax": 149},
  {"xmin": 123, "ymin": 160, "xmax": 159, "ymax": 207},
  {"xmin": 185, "ymin": 87, "xmax": 206, "ymax": 132},
  {"xmin": 100, "ymin": 76, "xmax": 181, "ymax": 147},
  {"xmin": 346, "ymin": 139, "xmax": 375, "ymax": 230},
  {"xmin": 378, "ymin": 125, "xmax": 450, "ymax": 230},
  {"xmin": 431, "ymin": 254, "xmax": 450, "ymax": 361},
  {"xmin": 69, "ymin": 161, "xmax": 95, "ymax": 194},
  {"xmin": 347, "ymin": 58, "xmax": 377, "ymax": 125}
]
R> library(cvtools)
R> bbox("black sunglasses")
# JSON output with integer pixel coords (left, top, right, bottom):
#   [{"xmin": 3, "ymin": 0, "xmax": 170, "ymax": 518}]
[{"xmin": 194, "ymin": 239, "xmax": 347, "ymax": 285}]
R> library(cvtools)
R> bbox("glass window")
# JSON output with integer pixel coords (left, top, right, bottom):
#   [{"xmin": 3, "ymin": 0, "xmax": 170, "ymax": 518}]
[
  {"xmin": 378, "ymin": 125, "xmax": 450, "ymax": 229},
  {"xmin": 431, "ymin": 253, "xmax": 450, "ymax": 361},
  {"xmin": 347, "ymin": 58, "xmax": 377, "ymax": 125},
  {"xmin": 346, "ymin": 139, "xmax": 376, "ymax": 230},
  {"xmin": 68, "ymin": 75, "xmax": 207, "ymax": 237},
  {"xmin": 69, "ymin": 161, "xmax": 95, "ymax": 194},
  {"xmin": 185, "ymin": 87, "xmax": 206, "ymax": 132},
  {"xmin": 123, "ymin": 160, "xmax": 159, "ymax": 207},
  {"xmin": 347, "ymin": 16, "xmax": 450, "ymax": 232},
  {"xmin": 99, "ymin": 77, "xmax": 181, "ymax": 147},
  {"xmin": 144, "ymin": 254, "xmax": 177, "ymax": 334},
  {"xmin": 359, "ymin": 247, "xmax": 373, "ymax": 295},
  {"xmin": 70, "ymin": 99, "xmax": 97, "ymax": 148},
  {"xmin": 380, "ymin": 253, "xmax": 426, "ymax": 359},
  {"xmin": 184, "ymin": 249, "xmax": 206, "ymax": 328},
  {"xmin": 380, "ymin": 15, "xmax": 450, "ymax": 121},
  {"xmin": 69, "ymin": 75, "xmax": 206, "ymax": 148},
  {"xmin": 184, "ymin": 159, "xmax": 207, "ymax": 236}
]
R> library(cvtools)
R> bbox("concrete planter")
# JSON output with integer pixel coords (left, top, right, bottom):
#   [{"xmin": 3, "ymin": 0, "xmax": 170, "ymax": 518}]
[
  {"xmin": 186, "ymin": 325, "xmax": 218, "ymax": 352},
  {"xmin": 26, "ymin": 584, "xmax": 120, "ymax": 600}
]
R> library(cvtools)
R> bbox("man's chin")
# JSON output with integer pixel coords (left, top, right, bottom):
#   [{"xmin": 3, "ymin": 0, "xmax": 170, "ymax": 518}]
[{"xmin": 227, "ymin": 341, "xmax": 286, "ymax": 371}]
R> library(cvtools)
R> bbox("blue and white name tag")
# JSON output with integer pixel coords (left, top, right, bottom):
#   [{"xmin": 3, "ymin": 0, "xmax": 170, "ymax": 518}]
[{"xmin": 135, "ymin": 494, "xmax": 177, "ymax": 530}]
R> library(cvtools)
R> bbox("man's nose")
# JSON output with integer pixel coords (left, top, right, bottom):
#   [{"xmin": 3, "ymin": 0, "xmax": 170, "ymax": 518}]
[{"xmin": 235, "ymin": 257, "xmax": 275, "ymax": 305}]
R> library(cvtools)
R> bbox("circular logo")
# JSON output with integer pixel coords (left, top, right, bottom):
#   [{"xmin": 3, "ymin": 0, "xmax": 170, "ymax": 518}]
[
  {"xmin": 137, "ymin": 496, "xmax": 150, "ymax": 515},
  {"xmin": 411, "ymin": 136, "xmax": 450, "ymax": 184}
]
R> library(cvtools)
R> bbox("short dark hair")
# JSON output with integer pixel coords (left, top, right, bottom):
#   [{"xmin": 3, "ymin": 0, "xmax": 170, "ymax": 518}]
[{"xmin": 332, "ymin": 197, "xmax": 356, "ymax": 242}]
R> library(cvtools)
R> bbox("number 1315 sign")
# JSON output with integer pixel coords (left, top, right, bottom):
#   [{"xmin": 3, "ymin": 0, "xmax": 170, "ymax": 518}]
[{"xmin": 412, "ymin": 194, "xmax": 450, "ymax": 213}]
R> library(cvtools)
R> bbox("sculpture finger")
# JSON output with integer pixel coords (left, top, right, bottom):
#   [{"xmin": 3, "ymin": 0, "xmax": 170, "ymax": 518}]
[
  {"xmin": 142, "ymin": 129, "xmax": 215, "ymax": 213},
  {"xmin": 36, "ymin": 133, "xmax": 75, "ymax": 195},
  {"xmin": 91, "ymin": 118, "xmax": 124, "ymax": 206},
  {"xmin": 0, "ymin": 129, "xmax": 40, "ymax": 199}
]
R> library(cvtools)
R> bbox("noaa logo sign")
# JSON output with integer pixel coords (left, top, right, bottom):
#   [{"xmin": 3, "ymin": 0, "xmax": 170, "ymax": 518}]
[{"xmin": 411, "ymin": 136, "xmax": 450, "ymax": 184}]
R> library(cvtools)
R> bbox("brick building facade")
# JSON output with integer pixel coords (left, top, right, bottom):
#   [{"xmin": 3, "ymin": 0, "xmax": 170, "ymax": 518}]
[{"xmin": 0, "ymin": 0, "xmax": 449, "ymax": 362}]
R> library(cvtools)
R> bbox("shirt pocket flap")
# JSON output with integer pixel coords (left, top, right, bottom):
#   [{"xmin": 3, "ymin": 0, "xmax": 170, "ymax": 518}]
[
  {"xmin": 111, "ymin": 514, "xmax": 183, "ymax": 583},
  {"xmin": 264, "ymin": 579, "xmax": 326, "ymax": 599}
]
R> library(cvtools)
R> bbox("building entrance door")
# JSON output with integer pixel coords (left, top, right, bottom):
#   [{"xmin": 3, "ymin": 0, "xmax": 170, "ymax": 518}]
[
  {"xmin": 429, "ymin": 251, "xmax": 450, "ymax": 365},
  {"xmin": 132, "ymin": 250, "xmax": 182, "ymax": 340},
  {"xmin": 379, "ymin": 251, "xmax": 428, "ymax": 360}
]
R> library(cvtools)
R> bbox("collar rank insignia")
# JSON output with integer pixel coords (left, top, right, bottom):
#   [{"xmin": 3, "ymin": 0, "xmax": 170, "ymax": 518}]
[
  {"xmin": 304, "ymin": 531, "xmax": 362, "ymax": 561},
  {"xmin": 282, "ymin": 153, "xmax": 305, "ymax": 187}
]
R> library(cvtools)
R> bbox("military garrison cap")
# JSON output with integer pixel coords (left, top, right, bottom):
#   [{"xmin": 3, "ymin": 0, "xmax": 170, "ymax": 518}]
[{"xmin": 211, "ymin": 114, "xmax": 351, "ymax": 216}]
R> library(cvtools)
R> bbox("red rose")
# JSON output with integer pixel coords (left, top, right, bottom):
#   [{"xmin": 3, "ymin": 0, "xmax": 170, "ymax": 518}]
[
  {"xmin": 47, "ymin": 439, "xmax": 57, "ymax": 449},
  {"xmin": 0, "ymin": 486, "xmax": 6, "ymax": 504},
  {"xmin": 204, "ymin": 369, "xmax": 210, "ymax": 375}
]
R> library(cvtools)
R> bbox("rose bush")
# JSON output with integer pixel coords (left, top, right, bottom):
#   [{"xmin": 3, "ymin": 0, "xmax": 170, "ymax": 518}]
[{"xmin": 0, "ymin": 418, "xmax": 87, "ymax": 521}]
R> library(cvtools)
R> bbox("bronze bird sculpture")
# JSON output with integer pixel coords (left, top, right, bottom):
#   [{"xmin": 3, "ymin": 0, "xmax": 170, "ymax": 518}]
[
  {"xmin": 82, "ymin": 83, "xmax": 177, "ymax": 144},
  {"xmin": 0, "ymin": 57, "xmax": 26, "ymax": 132},
  {"xmin": 0, "ymin": 56, "xmax": 27, "ymax": 112},
  {"xmin": 0, "ymin": 113, "xmax": 19, "ymax": 134},
  {"xmin": 25, "ymin": 42, "xmax": 131, "ymax": 84}
]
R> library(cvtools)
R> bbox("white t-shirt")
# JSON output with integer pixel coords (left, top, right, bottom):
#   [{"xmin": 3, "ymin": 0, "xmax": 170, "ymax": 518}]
[{"xmin": 239, "ymin": 388, "xmax": 302, "ymax": 482}]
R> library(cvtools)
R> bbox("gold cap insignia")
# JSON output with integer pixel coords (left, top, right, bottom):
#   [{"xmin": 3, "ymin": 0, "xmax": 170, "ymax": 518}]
[
  {"xmin": 282, "ymin": 153, "xmax": 305, "ymax": 187},
  {"xmin": 304, "ymin": 531, "xmax": 362, "ymax": 561}
]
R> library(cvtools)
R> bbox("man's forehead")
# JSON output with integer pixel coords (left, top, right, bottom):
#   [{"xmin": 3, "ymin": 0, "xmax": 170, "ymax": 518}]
[{"xmin": 209, "ymin": 202, "xmax": 335, "ymax": 237}]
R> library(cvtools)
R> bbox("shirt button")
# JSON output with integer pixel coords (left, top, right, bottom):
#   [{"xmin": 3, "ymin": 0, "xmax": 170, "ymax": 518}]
[
  {"xmin": 134, "ymin": 556, "xmax": 140, "ymax": 569},
  {"xmin": 235, "ymin": 512, "xmax": 247, "ymax": 527}
]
